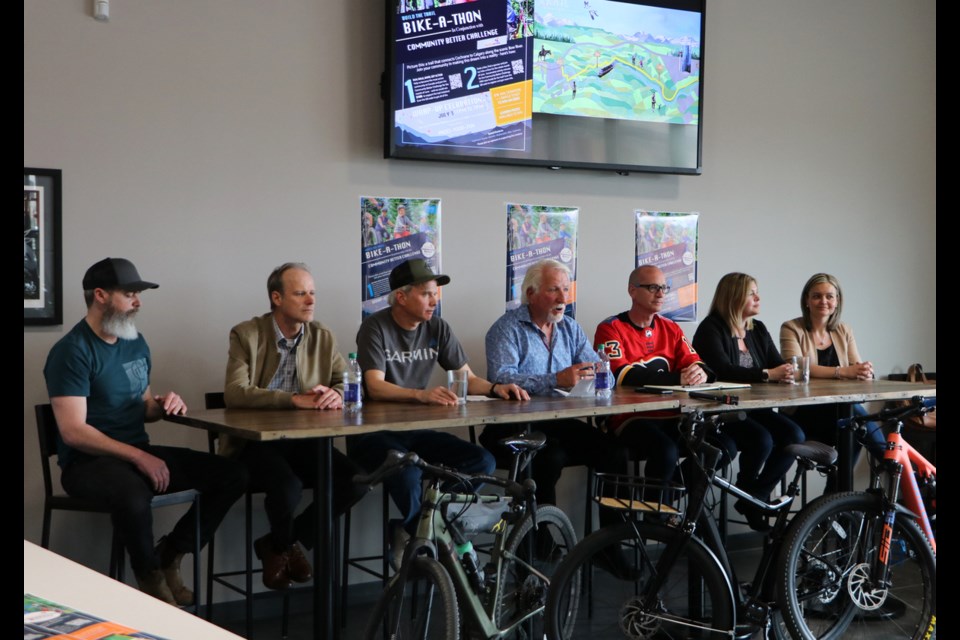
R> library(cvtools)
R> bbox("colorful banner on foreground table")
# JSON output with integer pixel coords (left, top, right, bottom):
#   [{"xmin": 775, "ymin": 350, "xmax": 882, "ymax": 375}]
[
  {"xmin": 635, "ymin": 210, "xmax": 698, "ymax": 322},
  {"xmin": 505, "ymin": 203, "xmax": 579, "ymax": 316},
  {"xmin": 361, "ymin": 196, "xmax": 442, "ymax": 318},
  {"xmin": 25, "ymin": 593, "xmax": 168, "ymax": 639}
]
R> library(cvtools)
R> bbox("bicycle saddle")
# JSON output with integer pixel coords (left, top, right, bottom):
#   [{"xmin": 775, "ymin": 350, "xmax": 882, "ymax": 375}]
[
  {"xmin": 784, "ymin": 440, "xmax": 837, "ymax": 466},
  {"xmin": 500, "ymin": 430, "xmax": 547, "ymax": 453}
]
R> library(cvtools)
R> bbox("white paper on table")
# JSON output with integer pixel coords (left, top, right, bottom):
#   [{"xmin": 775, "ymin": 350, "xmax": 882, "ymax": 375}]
[{"xmin": 554, "ymin": 378, "xmax": 595, "ymax": 398}]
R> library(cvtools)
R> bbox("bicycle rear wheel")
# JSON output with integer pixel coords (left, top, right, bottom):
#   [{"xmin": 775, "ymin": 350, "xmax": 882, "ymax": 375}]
[
  {"xmin": 777, "ymin": 491, "xmax": 936, "ymax": 640},
  {"xmin": 363, "ymin": 556, "xmax": 460, "ymax": 640},
  {"xmin": 545, "ymin": 519, "xmax": 735, "ymax": 639},
  {"xmin": 497, "ymin": 504, "xmax": 580, "ymax": 639}
]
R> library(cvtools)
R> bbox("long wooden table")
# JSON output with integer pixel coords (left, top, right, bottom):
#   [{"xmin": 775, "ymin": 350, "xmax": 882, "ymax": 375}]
[
  {"xmin": 167, "ymin": 393, "xmax": 679, "ymax": 640},
  {"xmin": 677, "ymin": 378, "xmax": 937, "ymax": 490}
]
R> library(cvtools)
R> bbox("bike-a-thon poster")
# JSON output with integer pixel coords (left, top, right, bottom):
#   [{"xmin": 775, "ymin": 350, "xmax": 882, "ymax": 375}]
[
  {"xmin": 635, "ymin": 210, "xmax": 699, "ymax": 322},
  {"xmin": 505, "ymin": 203, "xmax": 579, "ymax": 317},
  {"xmin": 361, "ymin": 196, "xmax": 442, "ymax": 318}
]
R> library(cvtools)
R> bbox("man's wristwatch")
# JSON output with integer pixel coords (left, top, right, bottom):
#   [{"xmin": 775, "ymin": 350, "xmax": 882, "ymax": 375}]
[{"xmin": 761, "ymin": 369, "xmax": 770, "ymax": 382}]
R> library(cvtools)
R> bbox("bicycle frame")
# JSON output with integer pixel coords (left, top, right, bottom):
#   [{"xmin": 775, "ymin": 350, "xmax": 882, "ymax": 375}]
[
  {"xmin": 393, "ymin": 480, "xmax": 544, "ymax": 639},
  {"xmin": 865, "ymin": 419, "xmax": 937, "ymax": 597},
  {"xmin": 643, "ymin": 413, "xmax": 832, "ymax": 632}
]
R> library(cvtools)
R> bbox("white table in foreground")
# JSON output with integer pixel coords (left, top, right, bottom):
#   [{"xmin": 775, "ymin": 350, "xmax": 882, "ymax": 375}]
[{"xmin": 24, "ymin": 540, "xmax": 242, "ymax": 640}]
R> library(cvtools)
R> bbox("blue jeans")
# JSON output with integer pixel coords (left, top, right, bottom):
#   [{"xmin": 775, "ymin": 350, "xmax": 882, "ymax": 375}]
[
  {"xmin": 480, "ymin": 419, "xmax": 627, "ymax": 506},
  {"xmin": 61, "ymin": 444, "xmax": 247, "ymax": 575},
  {"xmin": 791, "ymin": 403, "xmax": 885, "ymax": 459},
  {"xmin": 348, "ymin": 429, "xmax": 495, "ymax": 533}
]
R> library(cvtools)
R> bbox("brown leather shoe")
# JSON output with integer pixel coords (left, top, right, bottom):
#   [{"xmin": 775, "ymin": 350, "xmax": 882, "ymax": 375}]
[
  {"xmin": 254, "ymin": 535, "xmax": 292, "ymax": 590},
  {"xmin": 136, "ymin": 569, "xmax": 177, "ymax": 605},
  {"xmin": 156, "ymin": 537, "xmax": 194, "ymax": 606},
  {"xmin": 287, "ymin": 542, "xmax": 312, "ymax": 583}
]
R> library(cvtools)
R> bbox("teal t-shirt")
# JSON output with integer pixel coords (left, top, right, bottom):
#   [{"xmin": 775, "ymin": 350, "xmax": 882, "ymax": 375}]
[{"xmin": 44, "ymin": 319, "xmax": 151, "ymax": 466}]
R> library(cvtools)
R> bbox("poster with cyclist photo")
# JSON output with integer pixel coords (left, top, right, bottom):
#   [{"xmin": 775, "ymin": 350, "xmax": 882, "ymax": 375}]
[
  {"xmin": 505, "ymin": 203, "xmax": 579, "ymax": 316},
  {"xmin": 635, "ymin": 210, "xmax": 699, "ymax": 322},
  {"xmin": 360, "ymin": 196, "xmax": 442, "ymax": 318}
]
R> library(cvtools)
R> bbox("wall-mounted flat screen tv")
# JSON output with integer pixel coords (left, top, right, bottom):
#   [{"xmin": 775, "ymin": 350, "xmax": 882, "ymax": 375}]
[{"xmin": 384, "ymin": 0, "xmax": 705, "ymax": 174}]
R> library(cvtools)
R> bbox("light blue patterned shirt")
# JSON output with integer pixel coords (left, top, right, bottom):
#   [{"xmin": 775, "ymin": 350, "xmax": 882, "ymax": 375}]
[{"xmin": 485, "ymin": 305, "xmax": 599, "ymax": 396}]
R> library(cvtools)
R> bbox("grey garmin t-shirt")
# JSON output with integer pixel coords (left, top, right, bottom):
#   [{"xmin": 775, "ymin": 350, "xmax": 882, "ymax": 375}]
[{"xmin": 356, "ymin": 307, "xmax": 468, "ymax": 388}]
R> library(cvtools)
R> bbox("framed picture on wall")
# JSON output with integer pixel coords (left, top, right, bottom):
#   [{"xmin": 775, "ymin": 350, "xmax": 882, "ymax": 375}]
[{"xmin": 24, "ymin": 167, "xmax": 63, "ymax": 326}]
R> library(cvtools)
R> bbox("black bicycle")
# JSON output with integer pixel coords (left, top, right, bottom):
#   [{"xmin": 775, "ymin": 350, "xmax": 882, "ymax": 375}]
[{"xmin": 545, "ymin": 409, "xmax": 840, "ymax": 639}]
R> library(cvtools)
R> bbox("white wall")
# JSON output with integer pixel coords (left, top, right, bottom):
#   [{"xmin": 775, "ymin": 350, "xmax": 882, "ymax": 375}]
[{"xmin": 25, "ymin": 0, "xmax": 936, "ymax": 594}]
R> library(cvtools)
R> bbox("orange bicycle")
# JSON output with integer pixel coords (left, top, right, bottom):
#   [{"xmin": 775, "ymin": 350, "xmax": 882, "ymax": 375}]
[{"xmin": 777, "ymin": 396, "xmax": 936, "ymax": 639}]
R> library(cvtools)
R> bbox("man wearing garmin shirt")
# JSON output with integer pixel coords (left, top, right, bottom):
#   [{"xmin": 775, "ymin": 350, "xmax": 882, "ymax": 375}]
[{"xmin": 351, "ymin": 258, "xmax": 526, "ymax": 542}]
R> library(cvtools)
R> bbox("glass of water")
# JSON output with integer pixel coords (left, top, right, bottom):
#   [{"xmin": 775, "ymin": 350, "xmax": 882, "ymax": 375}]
[{"xmin": 447, "ymin": 369, "xmax": 469, "ymax": 405}]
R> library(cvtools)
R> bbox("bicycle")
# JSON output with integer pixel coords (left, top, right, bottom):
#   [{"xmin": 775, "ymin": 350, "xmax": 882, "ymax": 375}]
[
  {"xmin": 545, "ymin": 408, "xmax": 841, "ymax": 639},
  {"xmin": 356, "ymin": 430, "xmax": 580, "ymax": 640},
  {"xmin": 776, "ymin": 396, "xmax": 937, "ymax": 640}
]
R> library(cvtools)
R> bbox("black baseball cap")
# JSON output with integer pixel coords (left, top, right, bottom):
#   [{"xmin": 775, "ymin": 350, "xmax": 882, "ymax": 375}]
[
  {"xmin": 82, "ymin": 258, "xmax": 159, "ymax": 291},
  {"xmin": 389, "ymin": 258, "xmax": 450, "ymax": 291}
]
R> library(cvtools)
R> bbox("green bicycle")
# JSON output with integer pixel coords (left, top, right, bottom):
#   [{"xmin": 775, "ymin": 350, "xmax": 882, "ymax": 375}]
[{"xmin": 356, "ymin": 431, "xmax": 580, "ymax": 639}]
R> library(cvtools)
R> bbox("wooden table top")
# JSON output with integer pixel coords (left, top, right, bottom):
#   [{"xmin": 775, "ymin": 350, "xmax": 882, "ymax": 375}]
[
  {"xmin": 166, "ymin": 391, "xmax": 679, "ymax": 441},
  {"xmin": 166, "ymin": 379, "xmax": 935, "ymax": 440},
  {"xmin": 677, "ymin": 378, "xmax": 936, "ymax": 412}
]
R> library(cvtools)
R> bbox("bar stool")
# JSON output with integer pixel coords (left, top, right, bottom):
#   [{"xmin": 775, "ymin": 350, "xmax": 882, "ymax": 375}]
[{"xmin": 203, "ymin": 392, "xmax": 295, "ymax": 639}]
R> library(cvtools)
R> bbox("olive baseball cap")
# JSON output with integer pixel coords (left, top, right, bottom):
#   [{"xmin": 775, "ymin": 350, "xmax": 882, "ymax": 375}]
[
  {"xmin": 82, "ymin": 258, "xmax": 159, "ymax": 291},
  {"xmin": 389, "ymin": 258, "xmax": 450, "ymax": 291}
]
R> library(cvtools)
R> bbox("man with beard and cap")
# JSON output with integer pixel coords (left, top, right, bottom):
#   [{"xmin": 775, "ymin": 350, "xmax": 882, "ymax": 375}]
[{"xmin": 43, "ymin": 258, "xmax": 246, "ymax": 605}]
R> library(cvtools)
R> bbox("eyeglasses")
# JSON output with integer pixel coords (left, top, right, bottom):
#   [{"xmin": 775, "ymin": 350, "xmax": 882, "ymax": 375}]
[{"xmin": 631, "ymin": 283, "xmax": 671, "ymax": 294}]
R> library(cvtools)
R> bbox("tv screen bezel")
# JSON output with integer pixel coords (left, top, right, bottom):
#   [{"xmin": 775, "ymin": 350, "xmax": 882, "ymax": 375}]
[{"xmin": 383, "ymin": 0, "xmax": 706, "ymax": 175}]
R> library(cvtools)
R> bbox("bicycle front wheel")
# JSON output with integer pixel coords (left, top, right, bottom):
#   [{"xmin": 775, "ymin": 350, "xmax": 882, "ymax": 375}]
[
  {"xmin": 363, "ymin": 556, "xmax": 460, "ymax": 640},
  {"xmin": 777, "ymin": 491, "xmax": 936, "ymax": 640},
  {"xmin": 497, "ymin": 504, "xmax": 580, "ymax": 639},
  {"xmin": 545, "ymin": 519, "xmax": 735, "ymax": 640}
]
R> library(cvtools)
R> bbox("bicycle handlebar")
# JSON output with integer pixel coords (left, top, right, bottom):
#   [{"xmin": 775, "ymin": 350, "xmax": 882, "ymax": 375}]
[
  {"xmin": 679, "ymin": 410, "xmax": 747, "ymax": 460},
  {"xmin": 353, "ymin": 449, "xmax": 535, "ymax": 501},
  {"xmin": 836, "ymin": 395, "xmax": 935, "ymax": 430}
]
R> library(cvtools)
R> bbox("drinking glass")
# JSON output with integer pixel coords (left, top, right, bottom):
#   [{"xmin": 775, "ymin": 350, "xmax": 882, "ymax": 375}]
[{"xmin": 447, "ymin": 369, "xmax": 469, "ymax": 405}]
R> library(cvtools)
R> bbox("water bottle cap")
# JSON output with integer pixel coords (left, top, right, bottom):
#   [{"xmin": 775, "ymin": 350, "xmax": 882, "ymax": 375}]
[{"xmin": 348, "ymin": 352, "xmax": 357, "ymax": 359}]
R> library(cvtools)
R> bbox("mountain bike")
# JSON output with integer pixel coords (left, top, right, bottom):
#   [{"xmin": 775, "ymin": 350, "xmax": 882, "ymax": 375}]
[
  {"xmin": 776, "ymin": 396, "xmax": 937, "ymax": 640},
  {"xmin": 545, "ymin": 408, "xmax": 840, "ymax": 639},
  {"xmin": 356, "ymin": 431, "xmax": 580, "ymax": 639}
]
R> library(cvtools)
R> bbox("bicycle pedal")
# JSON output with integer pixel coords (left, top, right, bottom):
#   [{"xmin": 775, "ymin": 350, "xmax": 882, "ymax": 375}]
[{"xmin": 740, "ymin": 598, "xmax": 769, "ymax": 626}]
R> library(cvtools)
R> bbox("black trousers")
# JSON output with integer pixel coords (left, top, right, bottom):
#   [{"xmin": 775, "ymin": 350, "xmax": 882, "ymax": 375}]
[
  {"xmin": 238, "ymin": 440, "xmax": 367, "ymax": 549},
  {"xmin": 61, "ymin": 444, "xmax": 247, "ymax": 575}
]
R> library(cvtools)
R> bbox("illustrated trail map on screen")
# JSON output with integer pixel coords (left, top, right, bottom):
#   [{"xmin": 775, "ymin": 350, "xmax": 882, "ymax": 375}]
[{"xmin": 532, "ymin": 0, "xmax": 700, "ymax": 125}]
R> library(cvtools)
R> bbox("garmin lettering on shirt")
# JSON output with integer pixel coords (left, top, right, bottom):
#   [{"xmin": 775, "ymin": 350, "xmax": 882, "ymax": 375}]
[{"xmin": 384, "ymin": 347, "xmax": 440, "ymax": 364}]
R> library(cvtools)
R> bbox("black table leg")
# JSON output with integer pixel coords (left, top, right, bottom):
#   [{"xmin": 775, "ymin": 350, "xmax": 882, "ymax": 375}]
[
  {"xmin": 315, "ymin": 437, "xmax": 335, "ymax": 640},
  {"xmin": 836, "ymin": 403, "xmax": 855, "ymax": 491}
]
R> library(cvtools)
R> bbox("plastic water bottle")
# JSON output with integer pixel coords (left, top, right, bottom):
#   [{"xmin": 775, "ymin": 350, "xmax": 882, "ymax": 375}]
[
  {"xmin": 343, "ymin": 352, "xmax": 363, "ymax": 415},
  {"xmin": 455, "ymin": 540, "xmax": 485, "ymax": 592},
  {"xmin": 595, "ymin": 347, "xmax": 612, "ymax": 399}
]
